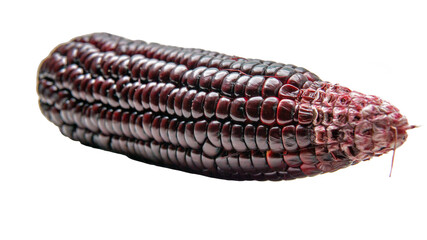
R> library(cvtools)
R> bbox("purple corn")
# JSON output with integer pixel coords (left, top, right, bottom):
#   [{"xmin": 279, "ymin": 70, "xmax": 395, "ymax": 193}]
[{"xmin": 37, "ymin": 33, "xmax": 412, "ymax": 181}]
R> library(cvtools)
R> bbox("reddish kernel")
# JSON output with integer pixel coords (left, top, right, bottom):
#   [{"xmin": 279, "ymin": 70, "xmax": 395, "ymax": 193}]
[
  {"xmin": 278, "ymin": 84, "xmax": 300, "ymax": 100},
  {"xmin": 245, "ymin": 96, "xmax": 263, "ymax": 122},
  {"xmin": 215, "ymin": 97, "xmax": 231, "ymax": 119},
  {"xmin": 277, "ymin": 99, "xmax": 295, "ymax": 126},
  {"xmin": 260, "ymin": 97, "xmax": 279, "ymax": 125}
]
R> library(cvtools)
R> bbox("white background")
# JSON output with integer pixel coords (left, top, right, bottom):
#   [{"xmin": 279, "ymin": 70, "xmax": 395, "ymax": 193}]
[{"xmin": 1, "ymin": 0, "xmax": 426, "ymax": 239}]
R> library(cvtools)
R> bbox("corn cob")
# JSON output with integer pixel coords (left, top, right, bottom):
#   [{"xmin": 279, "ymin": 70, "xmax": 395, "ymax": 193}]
[{"xmin": 37, "ymin": 33, "xmax": 412, "ymax": 181}]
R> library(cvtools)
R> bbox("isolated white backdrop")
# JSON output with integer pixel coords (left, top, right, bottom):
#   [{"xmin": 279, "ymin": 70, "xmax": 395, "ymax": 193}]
[{"xmin": 1, "ymin": 0, "xmax": 426, "ymax": 239}]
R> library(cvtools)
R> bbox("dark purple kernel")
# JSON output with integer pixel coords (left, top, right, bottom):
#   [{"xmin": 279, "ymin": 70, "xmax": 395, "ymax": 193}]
[
  {"xmin": 199, "ymin": 68, "xmax": 218, "ymax": 90},
  {"xmin": 244, "ymin": 124, "xmax": 257, "ymax": 150},
  {"xmin": 230, "ymin": 97, "xmax": 246, "ymax": 122},
  {"xmin": 136, "ymin": 140, "xmax": 148, "ymax": 161},
  {"xmin": 166, "ymin": 88, "xmax": 179, "ymax": 115},
  {"xmin": 128, "ymin": 54, "xmax": 145, "ymax": 69},
  {"xmin": 142, "ymin": 112, "xmax": 154, "ymax": 138},
  {"xmin": 179, "ymin": 51, "xmax": 193, "ymax": 66},
  {"xmin": 260, "ymin": 97, "xmax": 279, "ymax": 126},
  {"xmin": 262, "ymin": 77, "xmax": 282, "ymax": 98},
  {"xmin": 169, "ymin": 64, "xmax": 188, "ymax": 84},
  {"xmin": 216, "ymin": 155, "xmax": 232, "ymax": 171},
  {"xmin": 180, "ymin": 70, "xmax": 191, "ymax": 85},
  {"xmin": 194, "ymin": 120, "xmax": 208, "ymax": 144},
  {"xmin": 282, "ymin": 125, "xmax": 298, "ymax": 152},
  {"xmin": 283, "ymin": 153, "xmax": 302, "ymax": 168},
  {"xmin": 264, "ymin": 64, "xmax": 283, "ymax": 76},
  {"xmin": 245, "ymin": 76, "xmax": 265, "ymax": 98},
  {"xmin": 238, "ymin": 153, "xmax": 255, "ymax": 173},
  {"xmin": 231, "ymin": 124, "xmax": 247, "ymax": 152},
  {"xmin": 158, "ymin": 62, "xmax": 177, "ymax": 82},
  {"xmin": 221, "ymin": 72, "xmax": 240, "ymax": 96},
  {"xmin": 201, "ymin": 154, "xmax": 216, "ymax": 170},
  {"xmin": 296, "ymin": 125, "xmax": 311, "ymax": 148},
  {"xmin": 99, "ymin": 78, "xmax": 114, "ymax": 105},
  {"xmin": 185, "ymin": 150, "xmax": 199, "ymax": 171},
  {"xmin": 187, "ymin": 66, "xmax": 207, "ymax": 88},
  {"xmin": 173, "ymin": 88, "xmax": 188, "ymax": 117},
  {"xmin": 218, "ymin": 59, "xmax": 235, "ymax": 69},
  {"xmin": 220, "ymin": 122, "xmax": 233, "ymax": 151},
  {"xmin": 245, "ymin": 96, "xmax": 263, "ymax": 122},
  {"xmin": 115, "ymin": 77, "xmax": 130, "ymax": 96},
  {"xmin": 151, "ymin": 116, "xmax": 163, "ymax": 143},
  {"xmin": 277, "ymin": 99, "xmax": 295, "ymax": 126},
  {"xmin": 165, "ymin": 49, "xmax": 180, "ymax": 62},
  {"xmin": 181, "ymin": 89, "xmax": 197, "ymax": 118},
  {"xmin": 191, "ymin": 150, "xmax": 204, "ymax": 170},
  {"xmin": 135, "ymin": 114, "xmax": 147, "ymax": 140},
  {"xmin": 92, "ymin": 76, "xmax": 105, "ymax": 101},
  {"xmin": 141, "ymin": 82, "xmax": 156, "ymax": 109},
  {"xmin": 149, "ymin": 83, "xmax": 165, "ymax": 112},
  {"xmin": 202, "ymin": 140, "xmax": 221, "ymax": 158},
  {"xmin": 191, "ymin": 91, "xmax": 206, "ymax": 119},
  {"xmin": 158, "ymin": 83, "xmax": 176, "ymax": 112},
  {"xmin": 229, "ymin": 61, "xmax": 243, "ymax": 70},
  {"xmin": 187, "ymin": 54, "xmax": 203, "ymax": 69},
  {"xmin": 101, "ymin": 55, "xmax": 118, "ymax": 76},
  {"xmin": 255, "ymin": 125, "xmax": 269, "ymax": 151},
  {"xmin": 278, "ymin": 84, "xmax": 300, "ymax": 100},
  {"xmin": 97, "ymin": 108, "xmax": 108, "ymax": 135},
  {"xmin": 207, "ymin": 58, "xmax": 222, "ymax": 68},
  {"xmin": 207, "ymin": 121, "xmax": 222, "ymax": 148},
  {"xmin": 203, "ymin": 92, "xmax": 220, "ymax": 119},
  {"xmin": 250, "ymin": 64, "xmax": 268, "ymax": 75},
  {"xmin": 159, "ymin": 145, "xmax": 170, "ymax": 165},
  {"xmin": 266, "ymin": 151, "xmax": 287, "ymax": 171},
  {"xmin": 300, "ymin": 164, "xmax": 321, "ymax": 176},
  {"xmin": 215, "ymin": 97, "xmax": 231, "ymax": 120},
  {"xmin": 168, "ymin": 118, "xmax": 179, "ymax": 146},
  {"xmin": 240, "ymin": 62, "xmax": 258, "ymax": 74},
  {"xmin": 185, "ymin": 122, "xmax": 200, "ymax": 149},
  {"xmin": 234, "ymin": 75, "xmax": 250, "ymax": 97},
  {"xmin": 79, "ymin": 75, "xmax": 91, "ymax": 100},
  {"xmin": 159, "ymin": 117, "xmax": 170, "ymax": 142},
  {"xmin": 287, "ymin": 73, "xmax": 308, "ymax": 88},
  {"xmin": 147, "ymin": 61, "xmax": 166, "ymax": 82},
  {"xmin": 127, "ymin": 112, "xmax": 137, "ymax": 138},
  {"xmin": 176, "ymin": 121, "xmax": 188, "ymax": 149},
  {"xmin": 130, "ymin": 58, "xmax": 148, "ymax": 81},
  {"xmin": 211, "ymin": 70, "xmax": 228, "ymax": 91},
  {"xmin": 151, "ymin": 141, "xmax": 163, "ymax": 163},
  {"xmin": 107, "ymin": 85, "xmax": 120, "ymax": 108},
  {"xmin": 139, "ymin": 59, "xmax": 159, "ymax": 81},
  {"xmin": 251, "ymin": 152, "xmax": 270, "ymax": 173},
  {"xmin": 176, "ymin": 147, "xmax": 188, "ymax": 168},
  {"xmin": 299, "ymin": 149, "xmax": 319, "ymax": 165},
  {"xmin": 227, "ymin": 154, "xmax": 241, "ymax": 172},
  {"xmin": 167, "ymin": 145, "xmax": 179, "ymax": 166},
  {"xmin": 117, "ymin": 57, "xmax": 131, "ymax": 78},
  {"xmin": 130, "ymin": 84, "xmax": 145, "ymax": 110},
  {"xmin": 145, "ymin": 43, "xmax": 161, "ymax": 58},
  {"xmin": 274, "ymin": 67, "xmax": 295, "ymax": 82},
  {"xmin": 197, "ymin": 56, "xmax": 214, "ymax": 68},
  {"xmin": 269, "ymin": 127, "xmax": 285, "ymax": 152},
  {"xmin": 118, "ymin": 83, "xmax": 132, "ymax": 109},
  {"xmin": 112, "ymin": 109, "xmax": 124, "ymax": 136}
]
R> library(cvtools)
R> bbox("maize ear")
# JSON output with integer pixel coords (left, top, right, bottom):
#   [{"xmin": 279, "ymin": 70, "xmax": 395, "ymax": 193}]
[{"xmin": 37, "ymin": 33, "xmax": 412, "ymax": 181}]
